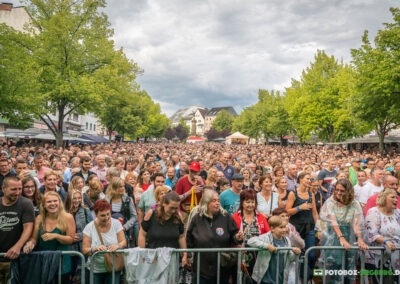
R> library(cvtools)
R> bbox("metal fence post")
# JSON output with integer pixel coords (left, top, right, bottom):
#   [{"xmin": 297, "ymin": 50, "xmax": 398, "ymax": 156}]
[{"xmin": 237, "ymin": 251, "xmax": 242, "ymax": 284}]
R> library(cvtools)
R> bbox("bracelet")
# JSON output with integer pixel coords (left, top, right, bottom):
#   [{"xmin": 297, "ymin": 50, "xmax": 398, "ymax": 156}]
[
  {"xmin": 119, "ymin": 243, "xmax": 122, "ymax": 249},
  {"xmin": 297, "ymin": 206, "xmax": 300, "ymax": 211},
  {"xmin": 183, "ymin": 193, "xmax": 187, "ymax": 199},
  {"xmin": 90, "ymin": 248, "xmax": 93, "ymax": 255},
  {"xmin": 384, "ymin": 239, "xmax": 389, "ymax": 244},
  {"xmin": 337, "ymin": 235, "xmax": 344, "ymax": 239},
  {"xmin": 355, "ymin": 235, "xmax": 361, "ymax": 239}
]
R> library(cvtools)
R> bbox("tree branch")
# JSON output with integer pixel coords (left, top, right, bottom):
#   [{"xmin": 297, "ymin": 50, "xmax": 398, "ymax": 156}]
[
  {"xmin": 64, "ymin": 101, "xmax": 85, "ymax": 117},
  {"xmin": 39, "ymin": 114, "xmax": 57, "ymax": 136}
]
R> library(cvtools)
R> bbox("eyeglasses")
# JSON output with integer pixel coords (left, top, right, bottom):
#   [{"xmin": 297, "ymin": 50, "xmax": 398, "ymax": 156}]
[{"xmin": 23, "ymin": 186, "xmax": 36, "ymax": 189}]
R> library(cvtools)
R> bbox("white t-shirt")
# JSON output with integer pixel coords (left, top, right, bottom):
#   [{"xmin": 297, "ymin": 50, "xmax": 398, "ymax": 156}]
[
  {"xmin": 363, "ymin": 182, "xmax": 383, "ymax": 204},
  {"xmin": 354, "ymin": 183, "xmax": 369, "ymax": 204},
  {"xmin": 83, "ymin": 218, "xmax": 124, "ymax": 273}
]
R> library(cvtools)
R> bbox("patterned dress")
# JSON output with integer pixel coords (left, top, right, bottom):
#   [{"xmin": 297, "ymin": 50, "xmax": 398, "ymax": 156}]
[{"xmin": 364, "ymin": 207, "xmax": 400, "ymax": 269}]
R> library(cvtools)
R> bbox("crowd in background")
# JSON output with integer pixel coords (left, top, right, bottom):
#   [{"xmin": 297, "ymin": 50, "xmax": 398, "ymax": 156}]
[{"xmin": 1, "ymin": 142, "xmax": 400, "ymax": 284}]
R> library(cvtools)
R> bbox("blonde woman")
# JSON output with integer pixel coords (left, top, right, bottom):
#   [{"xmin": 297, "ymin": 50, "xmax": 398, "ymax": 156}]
[
  {"xmin": 68, "ymin": 175, "xmax": 85, "ymax": 193},
  {"xmin": 240, "ymin": 168, "xmax": 252, "ymax": 189},
  {"xmin": 151, "ymin": 185, "xmax": 170, "ymax": 210},
  {"xmin": 23, "ymin": 191, "xmax": 76, "ymax": 283},
  {"xmin": 105, "ymin": 178, "xmax": 138, "ymax": 244},
  {"xmin": 205, "ymin": 167, "xmax": 218, "ymax": 187},
  {"xmin": 65, "ymin": 190, "xmax": 93, "ymax": 282}
]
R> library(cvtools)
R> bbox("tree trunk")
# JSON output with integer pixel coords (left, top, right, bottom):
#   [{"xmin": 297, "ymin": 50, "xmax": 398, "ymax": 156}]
[
  {"xmin": 55, "ymin": 127, "xmax": 63, "ymax": 148},
  {"xmin": 279, "ymin": 135, "xmax": 283, "ymax": 146},
  {"xmin": 108, "ymin": 128, "xmax": 112, "ymax": 142},
  {"xmin": 55, "ymin": 106, "xmax": 65, "ymax": 148},
  {"xmin": 377, "ymin": 124, "xmax": 386, "ymax": 155}
]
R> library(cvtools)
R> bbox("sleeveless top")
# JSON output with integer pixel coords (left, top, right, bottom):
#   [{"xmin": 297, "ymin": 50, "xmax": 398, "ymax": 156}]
[
  {"xmin": 38, "ymin": 226, "xmax": 71, "ymax": 274},
  {"xmin": 289, "ymin": 190, "xmax": 315, "ymax": 239}
]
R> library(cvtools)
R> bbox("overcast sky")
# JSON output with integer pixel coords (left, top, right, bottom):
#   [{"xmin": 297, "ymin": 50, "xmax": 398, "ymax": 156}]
[{"xmin": 11, "ymin": 0, "xmax": 399, "ymax": 116}]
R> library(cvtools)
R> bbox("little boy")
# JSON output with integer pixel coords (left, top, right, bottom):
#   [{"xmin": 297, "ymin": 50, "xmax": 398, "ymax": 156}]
[{"xmin": 247, "ymin": 216, "xmax": 301, "ymax": 284}]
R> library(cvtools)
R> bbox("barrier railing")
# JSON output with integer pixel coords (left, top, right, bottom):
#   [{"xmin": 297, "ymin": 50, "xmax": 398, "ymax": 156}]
[
  {"xmin": 90, "ymin": 247, "xmax": 301, "ymax": 284},
  {"xmin": 0, "ymin": 251, "xmax": 86, "ymax": 284},
  {"xmin": 303, "ymin": 246, "xmax": 400, "ymax": 284}
]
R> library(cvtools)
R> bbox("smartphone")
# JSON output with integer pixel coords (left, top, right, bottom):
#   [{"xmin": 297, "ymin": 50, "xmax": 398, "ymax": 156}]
[{"xmin": 29, "ymin": 170, "xmax": 37, "ymax": 178}]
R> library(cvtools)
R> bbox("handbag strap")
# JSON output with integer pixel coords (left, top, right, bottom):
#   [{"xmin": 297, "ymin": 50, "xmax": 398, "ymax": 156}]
[{"xmin": 94, "ymin": 221, "xmax": 105, "ymax": 246}]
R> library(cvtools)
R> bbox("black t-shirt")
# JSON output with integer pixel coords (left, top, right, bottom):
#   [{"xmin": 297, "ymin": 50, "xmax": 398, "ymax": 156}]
[
  {"xmin": 0, "ymin": 196, "xmax": 35, "ymax": 252},
  {"xmin": 141, "ymin": 210, "xmax": 184, "ymax": 249}
]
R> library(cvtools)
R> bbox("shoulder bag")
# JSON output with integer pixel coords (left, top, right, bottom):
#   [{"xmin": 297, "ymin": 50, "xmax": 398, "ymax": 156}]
[{"xmin": 94, "ymin": 222, "xmax": 125, "ymax": 272}]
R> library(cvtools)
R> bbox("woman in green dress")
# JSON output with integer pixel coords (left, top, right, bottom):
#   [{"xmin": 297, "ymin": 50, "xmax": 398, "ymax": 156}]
[{"xmin": 23, "ymin": 191, "xmax": 76, "ymax": 284}]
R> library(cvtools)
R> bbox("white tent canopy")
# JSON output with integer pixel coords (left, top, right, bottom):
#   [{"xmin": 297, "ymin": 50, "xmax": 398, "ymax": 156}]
[{"xmin": 226, "ymin": 132, "xmax": 249, "ymax": 145}]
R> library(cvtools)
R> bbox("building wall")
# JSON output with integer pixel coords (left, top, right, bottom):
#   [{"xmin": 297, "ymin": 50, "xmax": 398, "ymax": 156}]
[
  {"xmin": 204, "ymin": 115, "xmax": 217, "ymax": 133},
  {"xmin": 194, "ymin": 110, "xmax": 205, "ymax": 135},
  {"xmin": 0, "ymin": 4, "xmax": 39, "ymax": 33}
]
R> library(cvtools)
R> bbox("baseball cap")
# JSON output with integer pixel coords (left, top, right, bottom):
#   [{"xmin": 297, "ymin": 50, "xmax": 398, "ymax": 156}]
[
  {"xmin": 189, "ymin": 162, "xmax": 201, "ymax": 172},
  {"xmin": 232, "ymin": 173, "xmax": 244, "ymax": 180}
]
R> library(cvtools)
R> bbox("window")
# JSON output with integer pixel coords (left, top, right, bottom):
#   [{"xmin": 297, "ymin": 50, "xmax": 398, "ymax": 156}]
[
  {"xmin": 90, "ymin": 123, "xmax": 92, "ymax": 130},
  {"xmin": 94, "ymin": 125, "xmax": 96, "ymax": 131},
  {"xmin": 73, "ymin": 113, "xmax": 79, "ymax": 122},
  {"xmin": 86, "ymin": 122, "xmax": 88, "ymax": 129}
]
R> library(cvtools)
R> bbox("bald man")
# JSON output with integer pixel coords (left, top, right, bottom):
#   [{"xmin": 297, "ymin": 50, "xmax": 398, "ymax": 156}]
[{"xmin": 364, "ymin": 175, "xmax": 399, "ymax": 216}]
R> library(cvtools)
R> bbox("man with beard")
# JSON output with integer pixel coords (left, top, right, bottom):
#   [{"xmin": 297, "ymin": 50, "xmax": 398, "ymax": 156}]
[{"xmin": 0, "ymin": 177, "xmax": 34, "ymax": 282}]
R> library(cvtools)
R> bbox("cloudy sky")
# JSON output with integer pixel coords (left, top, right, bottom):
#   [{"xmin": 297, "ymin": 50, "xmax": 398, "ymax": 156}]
[{"xmin": 10, "ymin": 0, "xmax": 399, "ymax": 116}]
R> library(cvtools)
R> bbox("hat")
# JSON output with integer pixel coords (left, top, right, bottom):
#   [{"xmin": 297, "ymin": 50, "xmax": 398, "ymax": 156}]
[
  {"xmin": 345, "ymin": 163, "xmax": 351, "ymax": 167},
  {"xmin": 189, "ymin": 162, "xmax": 201, "ymax": 172},
  {"xmin": 351, "ymin": 158, "xmax": 361, "ymax": 163},
  {"xmin": 232, "ymin": 173, "xmax": 244, "ymax": 180}
]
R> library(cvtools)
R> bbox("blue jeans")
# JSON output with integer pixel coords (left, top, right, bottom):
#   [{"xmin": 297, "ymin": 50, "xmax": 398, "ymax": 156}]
[
  {"xmin": 93, "ymin": 271, "xmax": 121, "ymax": 284},
  {"xmin": 303, "ymin": 229, "xmax": 316, "ymax": 281}
]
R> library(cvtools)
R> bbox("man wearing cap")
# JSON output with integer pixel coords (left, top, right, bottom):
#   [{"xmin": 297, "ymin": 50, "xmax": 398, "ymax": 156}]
[
  {"xmin": 175, "ymin": 161, "xmax": 205, "ymax": 227},
  {"xmin": 219, "ymin": 173, "xmax": 244, "ymax": 215},
  {"xmin": 349, "ymin": 157, "xmax": 361, "ymax": 186}
]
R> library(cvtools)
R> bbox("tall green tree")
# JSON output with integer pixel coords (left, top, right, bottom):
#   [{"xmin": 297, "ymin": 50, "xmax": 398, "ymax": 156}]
[
  {"xmin": 351, "ymin": 7, "xmax": 400, "ymax": 154},
  {"xmin": 179, "ymin": 117, "xmax": 190, "ymax": 134},
  {"xmin": 1, "ymin": 0, "xmax": 123, "ymax": 147},
  {"xmin": 285, "ymin": 50, "xmax": 357, "ymax": 142},
  {"xmin": 232, "ymin": 106, "xmax": 259, "ymax": 138},
  {"xmin": 0, "ymin": 24, "xmax": 39, "ymax": 128},
  {"xmin": 212, "ymin": 109, "xmax": 234, "ymax": 132}
]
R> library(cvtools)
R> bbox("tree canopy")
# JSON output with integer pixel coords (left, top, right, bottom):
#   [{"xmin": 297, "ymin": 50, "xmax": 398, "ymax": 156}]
[
  {"xmin": 211, "ymin": 109, "xmax": 234, "ymax": 132},
  {"xmin": 0, "ymin": 0, "xmax": 168, "ymax": 146},
  {"xmin": 350, "ymin": 7, "xmax": 400, "ymax": 153}
]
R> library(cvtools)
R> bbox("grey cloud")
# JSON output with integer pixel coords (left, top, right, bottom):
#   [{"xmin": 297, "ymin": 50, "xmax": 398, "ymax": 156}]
[{"xmin": 9, "ymin": 0, "xmax": 397, "ymax": 116}]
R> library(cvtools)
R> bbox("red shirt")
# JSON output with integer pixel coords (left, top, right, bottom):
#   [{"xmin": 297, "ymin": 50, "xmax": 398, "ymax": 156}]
[
  {"xmin": 364, "ymin": 193, "xmax": 400, "ymax": 217},
  {"xmin": 175, "ymin": 176, "xmax": 204, "ymax": 205},
  {"xmin": 232, "ymin": 211, "xmax": 270, "ymax": 235},
  {"xmin": 141, "ymin": 183, "xmax": 151, "ymax": 192}
]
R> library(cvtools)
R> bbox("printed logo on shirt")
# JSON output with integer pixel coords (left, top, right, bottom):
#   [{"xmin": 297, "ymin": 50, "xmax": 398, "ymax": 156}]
[
  {"xmin": 216, "ymin": 227, "xmax": 224, "ymax": 236},
  {"xmin": 0, "ymin": 212, "xmax": 20, "ymax": 231}
]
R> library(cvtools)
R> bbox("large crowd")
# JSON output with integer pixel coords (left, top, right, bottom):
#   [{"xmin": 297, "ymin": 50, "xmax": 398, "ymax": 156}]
[{"xmin": 0, "ymin": 142, "xmax": 400, "ymax": 284}]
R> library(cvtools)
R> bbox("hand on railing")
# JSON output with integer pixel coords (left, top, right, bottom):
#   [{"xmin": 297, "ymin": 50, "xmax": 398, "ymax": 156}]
[
  {"xmin": 267, "ymin": 244, "xmax": 277, "ymax": 252},
  {"xmin": 357, "ymin": 238, "xmax": 368, "ymax": 251},
  {"xmin": 292, "ymin": 247, "xmax": 301, "ymax": 255},
  {"xmin": 23, "ymin": 241, "xmax": 35, "ymax": 254},
  {"xmin": 339, "ymin": 237, "xmax": 351, "ymax": 250},
  {"xmin": 385, "ymin": 240, "xmax": 397, "ymax": 251}
]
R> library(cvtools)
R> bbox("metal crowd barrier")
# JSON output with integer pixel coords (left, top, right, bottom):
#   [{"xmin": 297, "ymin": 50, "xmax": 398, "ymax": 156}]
[
  {"xmin": 0, "ymin": 251, "xmax": 86, "ymax": 284},
  {"xmin": 303, "ymin": 246, "xmax": 400, "ymax": 284},
  {"xmin": 91, "ymin": 247, "xmax": 301, "ymax": 284}
]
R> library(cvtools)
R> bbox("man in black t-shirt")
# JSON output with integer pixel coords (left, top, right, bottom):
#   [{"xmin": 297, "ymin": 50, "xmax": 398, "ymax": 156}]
[{"xmin": 0, "ymin": 176, "xmax": 34, "ymax": 282}]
